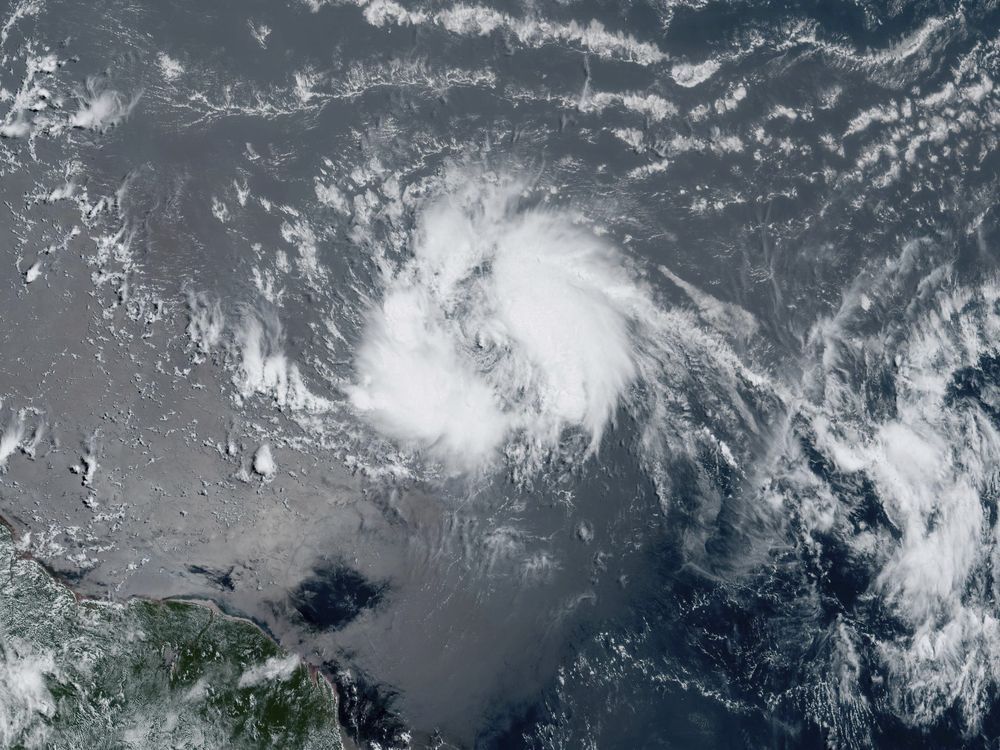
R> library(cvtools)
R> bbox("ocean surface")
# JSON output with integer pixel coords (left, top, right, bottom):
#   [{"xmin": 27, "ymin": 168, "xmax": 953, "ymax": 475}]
[{"xmin": 1, "ymin": 0, "xmax": 1000, "ymax": 747}]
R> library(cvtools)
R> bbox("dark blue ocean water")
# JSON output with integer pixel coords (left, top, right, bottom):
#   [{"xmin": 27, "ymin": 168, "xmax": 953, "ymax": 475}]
[{"xmin": 2, "ymin": 0, "xmax": 1000, "ymax": 747}]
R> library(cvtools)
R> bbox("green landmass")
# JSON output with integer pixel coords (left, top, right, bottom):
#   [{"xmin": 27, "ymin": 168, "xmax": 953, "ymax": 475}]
[{"xmin": 0, "ymin": 523, "xmax": 343, "ymax": 749}]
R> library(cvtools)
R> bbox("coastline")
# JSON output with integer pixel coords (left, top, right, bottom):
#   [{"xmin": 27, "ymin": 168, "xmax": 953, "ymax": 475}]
[{"xmin": 0, "ymin": 508, "xmax": 349, "ymax": 749}]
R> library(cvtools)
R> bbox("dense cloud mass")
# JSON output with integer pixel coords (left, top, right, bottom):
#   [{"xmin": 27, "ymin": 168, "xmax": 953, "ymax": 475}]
[
  {"xmin": 349, "ymin": 174, "xmax": 641, "ymax": 470},
  {"xmin": 3, "ymin": 0, "xmax": 1000, "ymax": 748}
]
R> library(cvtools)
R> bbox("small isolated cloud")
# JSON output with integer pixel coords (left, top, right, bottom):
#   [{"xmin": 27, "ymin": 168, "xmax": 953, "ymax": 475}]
[
  {"xmin": 70, "ymin": 77, "xmax": 141, "ymax": 132},
  {"xmin": 237, "ymin": 655, "xmax": 300, "ymax": 688}
]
